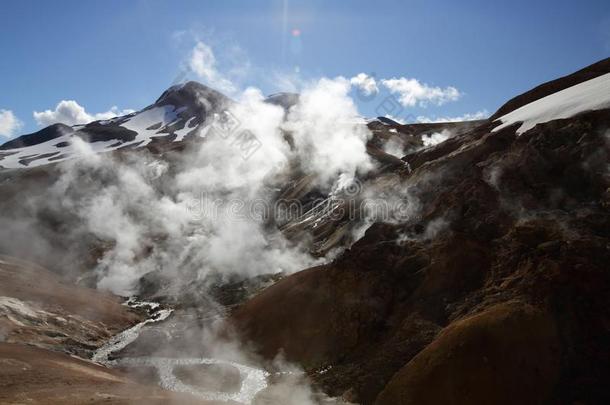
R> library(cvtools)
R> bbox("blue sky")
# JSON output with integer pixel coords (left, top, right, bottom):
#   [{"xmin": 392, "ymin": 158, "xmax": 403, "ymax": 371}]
[{"xmin": 0, "ymin": 0, "xmax": 608, "ymax": 138}]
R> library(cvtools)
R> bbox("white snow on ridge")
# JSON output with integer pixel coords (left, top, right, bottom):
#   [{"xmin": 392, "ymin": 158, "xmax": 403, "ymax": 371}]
[
  {"xmin": 0, "ymin": 105, "xmax": 203, "ymax": 169},
  {"xmin": 0, "ymin": 133, "xmax": 122, "ymax": 169},
  {"xmin": 493, "ymin": 72, "xmax": 610, "ymax": 135},
  {"xmin": 119, "ymin": 105, "xmax": 183, "ymax": 147}
]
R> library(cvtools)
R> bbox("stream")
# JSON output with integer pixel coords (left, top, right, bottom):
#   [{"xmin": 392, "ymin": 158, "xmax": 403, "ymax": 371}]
[{"xmin": 92, "ymin": 298, "xmax": 270, "ymax": 404}]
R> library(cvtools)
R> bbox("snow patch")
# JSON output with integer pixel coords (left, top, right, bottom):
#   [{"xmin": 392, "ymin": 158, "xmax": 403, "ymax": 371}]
[
  {"xmin": 119, "ymin": 105, "xmax": 180, "ymax": 147},
  {"xmin": 0, "ymin": 104, "xmax": 204, "ymax": 169},
  {"xmin": 493, "ymin": 73, "xmax": 610, "ymax": 135}
]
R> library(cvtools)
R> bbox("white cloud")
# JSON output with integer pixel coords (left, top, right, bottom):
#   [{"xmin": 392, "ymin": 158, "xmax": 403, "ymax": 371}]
[
  {"xmin": 416, "ymin": 109, "xmax": 489, "ymax": 123},
  {"xmin": 189, "ymin": 41, "xmax": 236, "ymax": 94},
  {"xmin": 350, "ymin": 73, "xmax": 378, "ymax": 96},
  {"xmin": 0, "ymin": 109, "xmax": 22, "ymax": 138},
  {"xmin": 381, "ymin": 77, "xmax": 461, "ymax": 107},
  {"xmin": 33, "ymin": 100, "xmax": 134, "ymax": 127}
]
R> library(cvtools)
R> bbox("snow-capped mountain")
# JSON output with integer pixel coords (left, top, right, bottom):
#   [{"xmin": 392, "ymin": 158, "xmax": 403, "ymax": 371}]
[
  {"xmin": 1, "ymin": 57, "xmax": 610, "ymax": 405},
  {"xmin": 0, "ymin": 82, "xmax": 232, "ymax": 169},
  {"xmin": 5, "ymin": 59, "xmax": 610, "ymax": 171}
]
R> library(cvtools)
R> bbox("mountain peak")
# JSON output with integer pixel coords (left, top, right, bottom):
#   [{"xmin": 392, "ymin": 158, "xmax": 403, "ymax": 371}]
[
  {"xmin": 0, "ymin": 81, "xmax": 233, "ymax": 169},
  {"xmin": 155, "ymin": 80, "xmax": 232, "ymax": 109}
]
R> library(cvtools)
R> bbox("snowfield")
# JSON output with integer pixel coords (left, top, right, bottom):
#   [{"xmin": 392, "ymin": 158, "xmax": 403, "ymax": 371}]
[{"xmin": 493, "ymin": 72, "xmax": 610, "ymax": 134}]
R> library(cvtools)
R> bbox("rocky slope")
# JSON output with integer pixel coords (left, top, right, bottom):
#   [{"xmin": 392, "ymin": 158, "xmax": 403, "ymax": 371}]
[
  {"xmin": 0, "ymin": 255, "xmax": 142, "ymax": 356},
  {"xmin": 230, "ymin": 60, "xmax": 610, "ymax": 404}
]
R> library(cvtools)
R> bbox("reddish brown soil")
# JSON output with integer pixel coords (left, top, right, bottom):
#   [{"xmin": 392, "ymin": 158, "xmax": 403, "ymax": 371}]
[
  {"xmin": 231, "ymin": 60, "xmax": 610, "ymax": 404},
  {"xmin": 375, "ymin": 302, "xmax": 560, "ymax": 405},
  {"xmin": 0, "ymin": 343, "xmax": 204, "ymax": 404},
  {"xmin": 0, "ymin": 255, "xmax": 142, "ymax": 358},
  {"xmin": 0, "ymin": 255, "xmax": 139, "ymax": 328}
]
